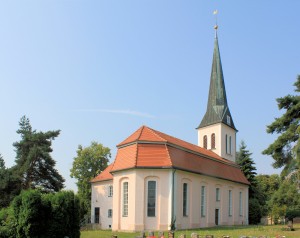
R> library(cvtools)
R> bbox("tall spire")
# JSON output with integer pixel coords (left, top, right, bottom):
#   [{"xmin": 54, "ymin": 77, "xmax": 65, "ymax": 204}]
[{"xmin": 197, "ymin": 27, "xmax": 237, "ymax": 130}]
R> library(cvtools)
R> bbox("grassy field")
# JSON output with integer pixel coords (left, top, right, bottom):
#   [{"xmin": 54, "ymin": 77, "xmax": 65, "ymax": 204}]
[{"xmin": 81, "ymin": 224, "xmax": 300, "ymax": 238}]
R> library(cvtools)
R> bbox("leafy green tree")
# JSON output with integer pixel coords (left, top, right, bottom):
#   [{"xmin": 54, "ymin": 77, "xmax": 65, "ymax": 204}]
[
  {"xmin": 13, "ymin": 116, "xmax": 64, "ymax": 192},
  {"xmin": 256, "ymin": 174, "xmax": 281, "ymax": 216},
  {"xmin": 269, "ymin": 179, "xmax": 300, "ymax": 223},
  {"xmin": 262, "ymin": 76, "xmax": 300, "ymax": 175},
  {"xmin": 70, "ymin": 141, "xmax": 111, "ymax": 215}
]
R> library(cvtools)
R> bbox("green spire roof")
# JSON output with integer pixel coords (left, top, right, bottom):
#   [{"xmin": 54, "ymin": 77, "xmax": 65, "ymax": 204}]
[{"xmin": 197, "ymin": 34, "xmax": 237, "ymax": 131}]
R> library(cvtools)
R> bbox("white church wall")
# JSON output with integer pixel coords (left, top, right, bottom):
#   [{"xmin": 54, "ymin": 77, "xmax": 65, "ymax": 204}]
[
  {"xmin": 112, "ymin": 169, "xmax": 172, "ymax": 231},
  {"xmin": 91, "ymin": 180, "xmax": 113, "ymax": 229},
  {"xmin": 174, "ymin": 170, "xmax": 248, "ymax": 229}
]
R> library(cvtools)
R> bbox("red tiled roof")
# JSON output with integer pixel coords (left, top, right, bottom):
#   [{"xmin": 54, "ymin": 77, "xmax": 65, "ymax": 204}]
[
  {"xmin": 93, "ymin": 126, "xmax": 250, "ymax": 185},
  {"xmin": 91, "ymin": 163, "xmax": 113, "ymax": 182}
]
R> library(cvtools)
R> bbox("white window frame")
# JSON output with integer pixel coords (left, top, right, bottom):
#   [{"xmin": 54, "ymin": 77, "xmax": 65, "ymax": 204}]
[
  {"xmin": 147, "ymin": 180, "xmax": 156, "ymax": 217},
  {"xmin": 216, "ymin": 187, "xmax": 220, "ymax": 201},
  {"xmin": 122, "ymin": 182, "xmax": 128, "ymax": 217},
  {"xmin": 239, "ymin": 191, "xmax": 243, "ymax": 216},
  {"xmin": 228, "ymin": 190, "xmax": 232, "ymax": 217}
]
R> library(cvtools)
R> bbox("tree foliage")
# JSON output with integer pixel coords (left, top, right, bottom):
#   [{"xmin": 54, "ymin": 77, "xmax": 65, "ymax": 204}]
[
  {"xmin": 236, "ymin": 141, "xmax": 257, "ymax": 197},
  {"xmin": 263, "ymin": 75, "xmax": 300, "ymax": 173},
  {"xmin": 0, "ymin": 190, "xmax": 80, "ymax": 238},
  {"xmin": 13, "ymin": 116, "xmax": 64, "ymax": 192},
  {"xmin": 0, "ymin": 155, "xmax": 21, "ymax": 208},
  {"xmin": 70, "ymin": 141, "xmax": 111, "ymax": 215},
  {"xmin": 256, "ymin": 174, "xmax": 281, "ymax": 218},
  {"xmin": 248, "ymin": 198, "xmax": 263, "ymax": 225}
]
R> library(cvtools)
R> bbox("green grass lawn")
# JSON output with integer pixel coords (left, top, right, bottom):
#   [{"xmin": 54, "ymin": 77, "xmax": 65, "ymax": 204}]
[{"xmin": 81, "ymin": 224, "xmax": 300, "ymax": 238}]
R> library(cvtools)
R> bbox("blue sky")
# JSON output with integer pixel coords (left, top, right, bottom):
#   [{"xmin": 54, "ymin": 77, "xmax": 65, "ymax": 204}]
[{"xmin": 1, "ymin": 1, "xmax": 299, "ymax": 191}]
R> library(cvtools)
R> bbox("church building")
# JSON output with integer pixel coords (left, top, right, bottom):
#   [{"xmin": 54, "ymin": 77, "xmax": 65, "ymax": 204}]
[{"xmin": 91, "ymin": 27, "xmax": 250, "ymax": 231}]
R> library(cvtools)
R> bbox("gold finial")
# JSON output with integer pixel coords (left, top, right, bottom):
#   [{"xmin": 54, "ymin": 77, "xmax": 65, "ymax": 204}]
[{"xmin": 213, "ymin": 10, "xmax": 218, "ymax": 37}]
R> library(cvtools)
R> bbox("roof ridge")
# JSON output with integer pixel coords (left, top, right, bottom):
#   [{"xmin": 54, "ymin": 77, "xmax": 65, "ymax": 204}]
[{"xmin": 146, "ymin": 126, "xmax": 167, "ymax": 142}]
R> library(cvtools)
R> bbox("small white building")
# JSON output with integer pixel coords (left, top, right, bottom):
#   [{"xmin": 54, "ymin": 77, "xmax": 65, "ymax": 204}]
[{"xmin": 91, "ymin": 30, "xmax": 249, "ymax": 232}]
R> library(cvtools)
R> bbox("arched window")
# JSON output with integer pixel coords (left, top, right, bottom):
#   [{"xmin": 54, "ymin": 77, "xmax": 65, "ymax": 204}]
[
  {"xmin": 203, "ymin": 135, "xmax": 207, "ymax": 149},
  {"xmin": 147, "ymin": 181, "xmax": 156, "ymax": 217},
  {"xmin": 122, "ymin": 182, "xmax": 128, "ymax": 217},
  {"xmin": 211, "ymin": 133, "xmax": 216, "ymax": 149}
]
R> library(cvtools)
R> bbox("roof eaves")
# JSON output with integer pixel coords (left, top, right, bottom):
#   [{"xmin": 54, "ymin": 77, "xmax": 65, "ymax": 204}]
[
  {"xmin": 166, "ymin": 142, "xmax": 239, "ymax": 168},
  {"xmin": 90, "ymin": 178, "xmax": 113, "ymax": 183},
  {"xmin": 172, "ymin": 166, "xmax": 250, "ymax": 186}
]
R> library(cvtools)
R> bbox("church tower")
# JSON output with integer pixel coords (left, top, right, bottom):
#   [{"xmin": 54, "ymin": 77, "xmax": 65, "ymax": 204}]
[{"xmin": 197, "ymin": 27, "xmax": 237, "ymax": 162}]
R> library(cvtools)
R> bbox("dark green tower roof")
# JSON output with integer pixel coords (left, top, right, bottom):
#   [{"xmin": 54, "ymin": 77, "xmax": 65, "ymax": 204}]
[{"xmin": 197, "ymin": 34, "xmax": 237, "ymax": 131}]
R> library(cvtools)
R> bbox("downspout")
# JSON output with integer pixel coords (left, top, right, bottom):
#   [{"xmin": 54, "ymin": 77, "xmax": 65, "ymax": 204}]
[{"xmin": 171, "ymin": 169, "xmax": 176, "ymax": 231}]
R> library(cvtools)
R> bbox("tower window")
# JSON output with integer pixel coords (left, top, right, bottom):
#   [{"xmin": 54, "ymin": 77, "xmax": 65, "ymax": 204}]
[
  {"xmin": 203, "ymin": 135, "xmax": 207, "ymax": 149},
  {"xmin": 226, "ymin": 135, "xmax": 232, "ymax": 155},
  {"xmin": 211, "ymin": 133, "xmax": 216, "ymax": 149},
  {"xmin": 227, "ymin": 115, "xmax": 231, "ymax": 125}
]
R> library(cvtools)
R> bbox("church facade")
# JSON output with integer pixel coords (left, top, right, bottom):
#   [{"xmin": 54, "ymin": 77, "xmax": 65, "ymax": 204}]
[{"xmin": 91, "ymin": 32, "xmax": 249, "ymax": 231}]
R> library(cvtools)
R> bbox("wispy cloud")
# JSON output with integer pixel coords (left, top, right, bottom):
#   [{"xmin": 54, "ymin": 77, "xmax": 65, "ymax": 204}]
[{"xmin": 73, "ymin": 109, "xmax": 156, "ymax": 118}]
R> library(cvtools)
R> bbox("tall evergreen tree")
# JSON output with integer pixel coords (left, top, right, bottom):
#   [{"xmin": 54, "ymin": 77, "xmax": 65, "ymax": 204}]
[
  {"xmin": 13, "ymin": 116, "xmax": 64, "ymax": 192},
  {"xmin": 236, "ymin": 141, "xmax": 257, "ymax": 196},
  {"xmin": 236, "ymin": 141, "xmax": 263, "ymax": 224},
  {"xmin": 262, "ymin": 75, "xmax": 300, "ymax": 174}
]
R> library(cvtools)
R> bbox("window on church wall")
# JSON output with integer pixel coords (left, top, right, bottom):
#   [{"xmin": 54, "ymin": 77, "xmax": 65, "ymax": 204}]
[
  {"xmin": 211, "ymin": 133, "xmax": 216, "ymax": 149},
  {"xmin": 183, "ymin": 183, "xmax": 188, "ymax": 216},
  {"xmin": 147, "ymin": 181, "xmax": 156, "ymax": 217},
  {"xmin": 122, "ymin": 182, "xmax": 128, "ymax": 217},
  {"xmin": 216, "ymin": 187, "xmax": 220, "ymax": 201},
  {"xmin": 108, "ymin": 209, "xmax": 112, "ymax": 218},
  {"xmin": 239, "ymin": 192, "xmax": 243, "ymax": 216},
  {"xmin": 108, "ymin": 185, "xmax": 113, "ymax": 197},
  {"xmin": 228, "ymin": 190, "xmax": 232, "ymax": 217},
  {"xmin": 201, "ymin": 185, "xmax": 206, "ymax": 217},
  {"xmin": 203, "ymin": 135, "xmax": 207, "ymax": 149}
]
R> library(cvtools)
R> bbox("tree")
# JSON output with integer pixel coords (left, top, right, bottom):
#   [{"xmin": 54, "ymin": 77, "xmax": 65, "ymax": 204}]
[
  {"xmin": 236, "ymin": 141, "xmax": 257, "ymax": 197},
  {"xmin": 256, "ymin": 174, "xmax": 281, "ymax": 217},
  {"xmin": 0, "ymin": 155, "xmax": 21, "ymax": 208},
  {"xmin": 262, "ymin": 76, "xmax": 300, "ymax": 174},
  {"xmin": 1, "ymin": 190, "xmax": 81, "ymax": 238},
  {"xmin": 13, "ymin": 116, "xmax": 64, "ymax": 192},
  {"xmin": 269, "ymin": 180, "xmax": 300, "ymax": 223},
  {"xmin": 70, "ymin": 141, "xmax": 111, "ymax": 215}
]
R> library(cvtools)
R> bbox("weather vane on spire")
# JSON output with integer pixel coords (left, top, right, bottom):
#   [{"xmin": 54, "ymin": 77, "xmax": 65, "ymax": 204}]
[{"xmin": 213, "ymin": 10, "xmax": 218, "ymax": 37}]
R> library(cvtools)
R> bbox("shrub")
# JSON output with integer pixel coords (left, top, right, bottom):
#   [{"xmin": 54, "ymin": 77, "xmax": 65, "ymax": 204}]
[{"xmin": 1, "ymin": 189, "xmax": 80, "ymax": 238}]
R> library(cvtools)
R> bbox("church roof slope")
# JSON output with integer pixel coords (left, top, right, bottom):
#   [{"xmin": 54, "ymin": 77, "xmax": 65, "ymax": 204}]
[
  {"xmin": 107, "ymin": 125, "xmax": 249, "ymax": 185},
  {"xmin": 91, "ymin": 163, "xmax": 113, "ymax": 182}
]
